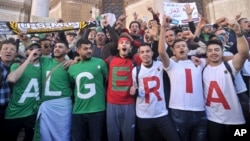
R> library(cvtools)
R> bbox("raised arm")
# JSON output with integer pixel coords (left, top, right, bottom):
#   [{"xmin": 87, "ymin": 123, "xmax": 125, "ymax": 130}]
[
  {"xmin": 158, "ymin": 15, "xmax": 171, "ymax": 68},
  {"xmin": 7, "ymin": 49, "xmax": 39, "ymax": 83},
  {"xmin": 183, "ymin": 3, "xmax": 196, "ymax": 34},
  {"xmin": 148, "ymin": 7, "xmax": 160, "ymax": 25},
  {"xmin": 229, "ymin": 20, "xmax": 249, "ymax": 71},
  {"xmin": 101, "ymin": 16, "xmax": 120, "ymax": 59},
  {"xmin": 194, "ymin": 17, "xmax": 207, "ymax": 38},
  {"xmin": 183, "ymin": 30, "xmax": 207, "ymax": 56},
  {"xmin": 151, "ymin": 20, "xmax": 160, "ymax": 60}
]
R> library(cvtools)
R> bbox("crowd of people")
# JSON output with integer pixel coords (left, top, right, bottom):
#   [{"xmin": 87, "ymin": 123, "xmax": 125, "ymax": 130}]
[{"xmin": 0, "ymin": 3, "xmax": 249, "ymax": 141}]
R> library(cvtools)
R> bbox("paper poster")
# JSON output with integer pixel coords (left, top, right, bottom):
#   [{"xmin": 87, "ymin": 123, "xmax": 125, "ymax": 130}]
[{"xmin": 163, "ymin": 2, "xmax": 200, "ymax": 25}]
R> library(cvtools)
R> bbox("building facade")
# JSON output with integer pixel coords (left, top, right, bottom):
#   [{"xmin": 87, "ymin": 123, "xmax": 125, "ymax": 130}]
[
  {"xmin": 0, "ymin": 0, "xmax": 32, "ymax": 21},
  {"xmin": 0, "ymin": 0, "xmax": 249, "ymax": 24},
  {"xmin": 49, "ymin": 0, "xmax": 102, "ymax": 22}
]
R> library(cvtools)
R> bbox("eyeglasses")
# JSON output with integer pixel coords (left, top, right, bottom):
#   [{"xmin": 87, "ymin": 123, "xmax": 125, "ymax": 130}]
[
  {"xmin": 44, "ymin": 44, "xmax": 51, "ymax": 48},
  {"xmin": 1, "ymin": 47, "xmax": 17, "ymax": 52}
]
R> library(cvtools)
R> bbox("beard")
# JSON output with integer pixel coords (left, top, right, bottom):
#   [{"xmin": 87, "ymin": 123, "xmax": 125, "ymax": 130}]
[
  {"xmin": 83, "ymin": 54, "xmax": 92, "ymax": 60},
  {"xmin": 84, "ymin": 57, "xmax": 91, "ymax": 60},
  {"xmin": 54, "ymin": 54, "xmax": 64, "ymax": 58}
]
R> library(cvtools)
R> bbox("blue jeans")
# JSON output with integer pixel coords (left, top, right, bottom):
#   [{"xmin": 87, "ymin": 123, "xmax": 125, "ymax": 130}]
[
  {"xmin": 137, "ymin": 115, "xmax": 181, "ymax": 141},
  {"xmin": 71, "ymin": 111, "xmax": 105, "ymax": 141},
  {"xmin": 106, "ymin": 103, "xmax": 135, "ymax": 141},
  {"xmin": 170, "ymin": 109, "xmax": 207, "ymax": 141}
]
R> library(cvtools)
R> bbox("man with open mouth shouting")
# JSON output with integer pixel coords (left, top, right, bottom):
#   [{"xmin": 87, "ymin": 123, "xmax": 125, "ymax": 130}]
[{"xmin": 105, "ymin": 33, "xmax": 141, "ymax": 141}]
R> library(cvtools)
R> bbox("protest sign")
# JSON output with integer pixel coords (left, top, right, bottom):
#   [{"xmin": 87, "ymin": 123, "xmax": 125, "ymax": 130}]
[{"xmin": 163, "ymin": 2, "xmax": 199, "ymax": 25}]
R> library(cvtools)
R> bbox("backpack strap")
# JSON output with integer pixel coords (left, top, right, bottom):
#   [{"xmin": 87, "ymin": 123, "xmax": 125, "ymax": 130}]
[
  {"xmin": 223, "ymin": 61, "xmax": 235, "ymax": 86},
  {"xmin": 45, "ymin": 60, "xmax": 66, "ymax": 82},
  {"xmin": 201, "ymin": 64, "xmax": 207, "ymax": 91},
  {"xmin": 135, "ymin": 64, "xmax": 141, "ymax": 96},
  {"xmin": 201, "ymin": 64, "xmax": 207, "ymax": 77},
  {"xmin": 202, "ymin": 61, "xmax": 235, "ymax": 86},
  {"xmin": 135, "ymin": 65, "xmax": 141, "ymax": 87}
]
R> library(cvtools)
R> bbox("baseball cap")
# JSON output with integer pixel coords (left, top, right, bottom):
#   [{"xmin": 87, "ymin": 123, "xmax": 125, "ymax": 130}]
[{"xmin": 26, "ymin": 42, "xmax": 41, "ymax": 50}]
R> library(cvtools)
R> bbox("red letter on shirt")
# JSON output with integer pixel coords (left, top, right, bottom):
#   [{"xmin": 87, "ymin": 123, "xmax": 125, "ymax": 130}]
[
  {"xmin": 185, "ymin": 69, "xmax": 193, "ymax": 93},
  {"xmin": 143, "ymin": 76, "xmax": 162, "ymax": 103},
  {"xmin": 206, "ymin": 81, "xmax": 230, "ymax": 109}
]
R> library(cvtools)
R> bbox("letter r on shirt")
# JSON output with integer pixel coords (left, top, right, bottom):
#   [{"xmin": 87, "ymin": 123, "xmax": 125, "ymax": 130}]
[{"xmin": 143, "ymin": 76, "xmax": 162, "ymax": 103}]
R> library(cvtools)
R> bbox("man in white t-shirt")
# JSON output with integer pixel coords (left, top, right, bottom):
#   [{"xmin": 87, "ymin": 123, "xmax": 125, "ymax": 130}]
[
  {"xmin": 203, "ymin": 20, "xmax": 249, "ymax": 141},
  {"xmin": 130, "ymin": 42, "xmax": 180, "ymax": 141},
  {"xmin": 158, "ymin": 15, "xmax": 207, "ymax": 141}
]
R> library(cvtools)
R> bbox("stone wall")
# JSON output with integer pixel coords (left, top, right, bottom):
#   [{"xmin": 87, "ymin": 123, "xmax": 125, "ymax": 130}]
[
  {"xmin": 0, "ymin": 0, "xmax": 32, "ymax": 22},
  {"xmin": 61, "ymin": 2, "xmax": 92, "ymax": 22},
  {"xmin": 205, "ymin": 0, "xmax": 250, "ymax": 23},
  {"xmin": 102, "ymin": 0, "xmax": 124, "ymax": 19},
  {"xmin": 50, "ymin": 0, "xmax": 96, "ymax": 22},
  {"xmin": 0, "ymin": 0, "xmax": 249, "ymax": 25},
  {"xmin": 125, "ymin": 0, "xmax": 154, "ymax": 28},
  {"xmin": 124, "ymin": 0, "xmax": 250, "ymax": 27},
  {"xmin": 49, "ymin": 1, "xmax": 62, "ymax": 20}
]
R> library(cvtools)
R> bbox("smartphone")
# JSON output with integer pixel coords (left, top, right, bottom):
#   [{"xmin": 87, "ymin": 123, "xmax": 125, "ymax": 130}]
[{"xmin": 171, "ymin": 19, "xmax": 179, "ymax": 25}]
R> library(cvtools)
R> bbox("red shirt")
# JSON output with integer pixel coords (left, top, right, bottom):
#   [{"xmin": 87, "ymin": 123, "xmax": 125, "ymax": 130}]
[{"xmin": 105, "ymin": 56, "xmax": 140, "ymax": 104}]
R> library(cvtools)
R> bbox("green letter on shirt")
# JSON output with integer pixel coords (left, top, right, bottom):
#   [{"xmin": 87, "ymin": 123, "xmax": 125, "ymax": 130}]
[{"xmin": 112, "ymin": 67, "xmax": 130, "ymax": 91}]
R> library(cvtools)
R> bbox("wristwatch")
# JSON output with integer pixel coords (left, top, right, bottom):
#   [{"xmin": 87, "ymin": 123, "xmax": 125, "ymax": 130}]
[{"xmin": 236, "ymin": 32, "xmax": 244, "ymax": 37}]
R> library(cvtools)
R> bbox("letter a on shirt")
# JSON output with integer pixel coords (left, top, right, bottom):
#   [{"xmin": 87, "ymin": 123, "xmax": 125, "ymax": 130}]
[{"xmin": 206, "ymin": 81, "xmax": 230, "ymax": 109}]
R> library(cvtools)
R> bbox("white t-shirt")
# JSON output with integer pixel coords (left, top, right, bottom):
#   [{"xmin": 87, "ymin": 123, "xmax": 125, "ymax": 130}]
[
  {"xmin": 242, "ymin": 60, "xmax": 250, "ymax": 76},
  {"xmin": 202, "ymin": 60, "xmax": 245, "ymax": 125},
  {"xmin": 165, "ymin": 59, "xmax": 206, "ymax": 111},
  {"xmin": 224, "ymin": 50, "xmax": 250, "ymax": 76},
  {"xmin": 235, "ymin": 72, "xmax": 247, "ymax": 94},
  {"xmin": 223, "ymin": 51, "xmax": 247, "ymax": 93},
  {"xmin": 132, "ymin": 61, "xmax": 168, "ymax": 118}
]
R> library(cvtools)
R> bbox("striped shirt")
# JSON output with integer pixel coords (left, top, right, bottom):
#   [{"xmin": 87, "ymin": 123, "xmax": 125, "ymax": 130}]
[{"xmin": 0, "ymin": 61, "xmax": 11, "ymax": 106}]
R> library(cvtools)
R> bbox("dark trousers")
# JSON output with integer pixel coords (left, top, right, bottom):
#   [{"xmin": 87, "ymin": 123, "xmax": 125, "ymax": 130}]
[
  {"xmin": 170, "ymin": 109, "xmax": 207, "ymax": 141},
  {"xmin": 5, "ymin": 114, "xmax": 37, "ymax": 141},
  {"xmin": 137, "ymin": 115, "xmax": 181, "ymax": 141},
  {"xmin": 242, "ymin": 75, "xmax": 249, "ymax": 96},
  {"xmin": 71, "ymin": 111, "xmax": 105, "ymax": 141},
  {"xmin": 207, "ymin": 120, "xmax": 230, "ymax": 141},
  {"xmin": 207, "ymin": 120, "xmax": 249, "ymax": 141},
  {"xmin": 0, "ymin": 105, "xmax": 7, "ymax": 139}
]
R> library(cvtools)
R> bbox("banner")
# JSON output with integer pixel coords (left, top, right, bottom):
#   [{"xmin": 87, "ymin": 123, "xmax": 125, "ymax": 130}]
[
  {"xmin": 163, "ymin": 2, "xmax": 199, "ymax": 25},
  {"xmin": 0, "ymin": 20, "xmax": 100, "ymax": 35}
]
